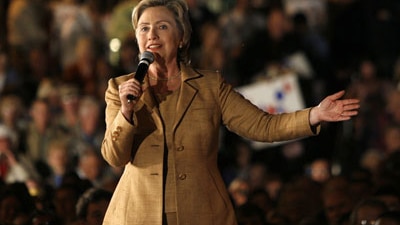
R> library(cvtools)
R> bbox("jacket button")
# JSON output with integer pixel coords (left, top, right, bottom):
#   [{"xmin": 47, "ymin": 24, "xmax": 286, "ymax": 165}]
[
  {"xmin": 178, "ymin": 173, "xmax": 187, "ymax": 180},
  {"xmin": 176, "ymin": 146, "xmax": 184, "ymax": 151},
  {"xmin": 112, "ymin": 131, "xmax": 119, "ymax": 137},
  {"xmin": 116, "ymin": 126, "xmax": 122, "ymax": 132}
]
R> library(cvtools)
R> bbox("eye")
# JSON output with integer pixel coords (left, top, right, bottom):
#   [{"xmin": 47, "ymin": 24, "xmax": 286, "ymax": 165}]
[
  {"xmin": 159, "ymin": 24, "xmax": 168, "ymax": 30},
  {"xmin": 139, "ymin": 26, "xmax": 149, "ymax": 32}
]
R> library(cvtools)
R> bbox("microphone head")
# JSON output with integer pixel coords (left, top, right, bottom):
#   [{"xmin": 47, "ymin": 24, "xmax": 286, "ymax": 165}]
[{"xmin": 140, "ymin": 51, "xmax": 154, "ymax": 64}]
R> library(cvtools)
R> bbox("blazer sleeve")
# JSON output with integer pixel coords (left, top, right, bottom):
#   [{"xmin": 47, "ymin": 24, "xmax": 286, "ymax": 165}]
[
  {"xmin": 218, "ymin": 74, "xmax": 320, "ymax": 142},
  {"xmin": 101, "ymin": 76, "xmax": 137, "ymax": 167}
]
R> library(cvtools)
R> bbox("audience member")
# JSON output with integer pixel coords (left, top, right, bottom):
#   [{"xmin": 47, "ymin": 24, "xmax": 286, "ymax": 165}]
[
  {"xmin": 52, "ymin": 183, "xmax": 86, "ymax": 225},
  {"xmin": 348, "ymin": 198, "xmax": 389, "ymax": 225},
  {"xmin": 316, "ymin": 176, "xmax": 355, "ymax": 225},
  {"xmin": 228, "ymin": 177, "xmax": 250, "ymax": 208},
  {"xmin": 62, "ymin": 36, "xmax": 99, "ymax": 97},
  {"xmin": 76, "ymin": 147, "xmax": 114, "ymax": 189},
  {"xmin": 49, "ymin": 0, "xmax": 93, "ymax": 69},
  {"xmin": 25, "ymin": 98, "xmax": 65, "ymax": 165},
  {"xmin": 45, "ymin": 138, "xmax": 73, "ymax": 188},
  {"xmin": 75, "ymin": 188, "xmax": 112, "ymax": 225},
  {"xmin": 55, "ymin": 84, "xmax": 81, "ymax": 137},
  {"xmin": 0, "ymin": 94, "xmax": 26, "ymax": 152},
  {"xmin": 0, "ymin": 124, "xmax": 39, "ymax": 184},
  {"xmin": 307, "ymin": 158, "xmax": 332, "ymax": 184},
  {"xmin": 0, "ymin": 182, "xmax": 36, "ymax": 225},
  {"xmin": 274, "ymin": 176, "xmax": 322, "ymax": 224},
  {"xmin": 72, "ymin": 95, "xmax": 104, "ymax": 156}
]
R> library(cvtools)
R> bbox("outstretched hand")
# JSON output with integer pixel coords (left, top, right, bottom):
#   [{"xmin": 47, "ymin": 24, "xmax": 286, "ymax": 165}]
[{"xmin": 309, "ymin": 90, "xmax": 360, "ymax": 126}]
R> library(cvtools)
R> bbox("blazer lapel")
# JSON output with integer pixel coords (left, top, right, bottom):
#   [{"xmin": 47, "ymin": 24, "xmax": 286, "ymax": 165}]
[
  {"xmin": 173, "ymin": 65, "xmax": 201, "ymax": 131},
  {"xmin": 135, "ymin": 64, "xmax": 202, "ymax": 132}
]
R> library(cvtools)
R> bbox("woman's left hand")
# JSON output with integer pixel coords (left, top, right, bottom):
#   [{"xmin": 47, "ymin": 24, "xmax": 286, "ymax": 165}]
[{"xmin": 309, "ymin": 90, "xmax": 360, "ymax": 126}]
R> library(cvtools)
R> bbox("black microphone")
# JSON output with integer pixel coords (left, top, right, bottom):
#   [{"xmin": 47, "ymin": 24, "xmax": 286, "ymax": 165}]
[{"xmin": 127, "ymin": 51, "xmax": 154, "ymax": 101}]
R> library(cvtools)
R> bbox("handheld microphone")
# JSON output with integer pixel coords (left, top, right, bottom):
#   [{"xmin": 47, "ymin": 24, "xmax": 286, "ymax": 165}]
[{"xmin": 127, "ymin": 51, "xmax": 154, "ymax": 101}]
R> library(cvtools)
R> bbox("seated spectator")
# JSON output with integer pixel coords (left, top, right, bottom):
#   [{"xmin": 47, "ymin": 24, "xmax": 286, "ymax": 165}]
[{"xmin": 75, "ymin": 188, "xmax": 112, "ymax": 225}]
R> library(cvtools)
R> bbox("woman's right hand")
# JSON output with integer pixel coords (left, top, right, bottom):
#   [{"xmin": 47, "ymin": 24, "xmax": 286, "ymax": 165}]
[{"xmin": 118, "ymin": 78, "xmax": 143, "ymax": 123}]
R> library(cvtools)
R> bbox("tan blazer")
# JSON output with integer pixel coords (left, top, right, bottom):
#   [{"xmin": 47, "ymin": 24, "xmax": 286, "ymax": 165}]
[{"xmin": 101, "ymin": 64, "xmax": 318, "ymax": 225}]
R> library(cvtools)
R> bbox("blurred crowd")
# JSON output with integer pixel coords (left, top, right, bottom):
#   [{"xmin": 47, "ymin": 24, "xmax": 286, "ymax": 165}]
[{"xmin": 0, "ymin": 0, "xmax": 400, "ymax": 224}]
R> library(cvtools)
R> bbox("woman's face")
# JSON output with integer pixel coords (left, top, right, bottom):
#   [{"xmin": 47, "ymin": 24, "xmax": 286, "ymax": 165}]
[{"xmin": 136, "ymin": 6, "xmax": 181, "ymax": 64}]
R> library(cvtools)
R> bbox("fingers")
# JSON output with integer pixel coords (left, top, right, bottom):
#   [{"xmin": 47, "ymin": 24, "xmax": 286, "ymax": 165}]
[
  {"xmin": 118, "ymin": 79, "xmax": 142, "ymax": 105},
  {"xmin": 340, "ymin": 98, "xmax": 360, "ymax": 119},
  {"xmin": 328, "ymin": 90, "xmax": 346, "ymax": 100}
]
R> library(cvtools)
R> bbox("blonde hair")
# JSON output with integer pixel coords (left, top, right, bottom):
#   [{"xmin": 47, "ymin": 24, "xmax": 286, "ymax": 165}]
[{"xmin": 131, "ymin": 0, "xmax": 192, "ymax": 64}]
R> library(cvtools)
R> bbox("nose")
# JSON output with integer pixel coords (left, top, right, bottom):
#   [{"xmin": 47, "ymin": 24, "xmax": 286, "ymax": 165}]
[{"xmin": 148, "ymin": 27, "xmax": 158, "ymax": 40}]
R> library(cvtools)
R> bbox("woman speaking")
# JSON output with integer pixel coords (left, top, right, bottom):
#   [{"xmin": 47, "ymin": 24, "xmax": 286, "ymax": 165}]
[{"xmin": 100, "ymin": 0, "xmax": 360, "ymax": 224}]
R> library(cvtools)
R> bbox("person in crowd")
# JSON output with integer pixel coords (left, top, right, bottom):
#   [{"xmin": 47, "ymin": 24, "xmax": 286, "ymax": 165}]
[
  {"xmin": 0, "ymin": 124, "xmax": 39, "ymax": 184},
  {"xmin": 54, "ymin": 84, "xmax": 81, "ymax": 137},
  {"xmin": 75, "ymin": 187, "xmax": 112, "ymax": 225},
  {"xmin": 228, "ymin": 177, "xmax": 251, "ymax": 208},
  {"xmin": 307, "ymin": 158, "xmax": 332, "ymax": 184},
  {"xmin": 0, "ymin": 94, "xmax": 26, "ymax": 152},
  {"xmin": 52, "ymin": 183, "xmax": 86, "ymax": 225},
  {"xmin": 274, "ymin": 176, "xmax": 323, "ymax": 224},
  {"xmin": 0, "ymin": 182, "xmax": 36, "ymax": 225},
  {"xmin": 73, "ymin": 95, "xmax": 104, "ymax": 156},
  {"xmin": 100, "ymin": 0, "xmax": 360, "ymax": 224},
  {"xmin": 76, "ymin": 147, "xmax": 114, "ymax": 189},
  {"xmin": 45, "ymin": 138, "xmax": 73, "ymax": 188},
  {"xmin": 349, "ymin": 198, "xmax": 389, "ymax": 225},
  {"xmin": 25, "ymin": 98, "xmax": 65, "ymax": 166},
  {"xmin": 313, "ymin": 176, "xmax": 355, "ymax": 225}
]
